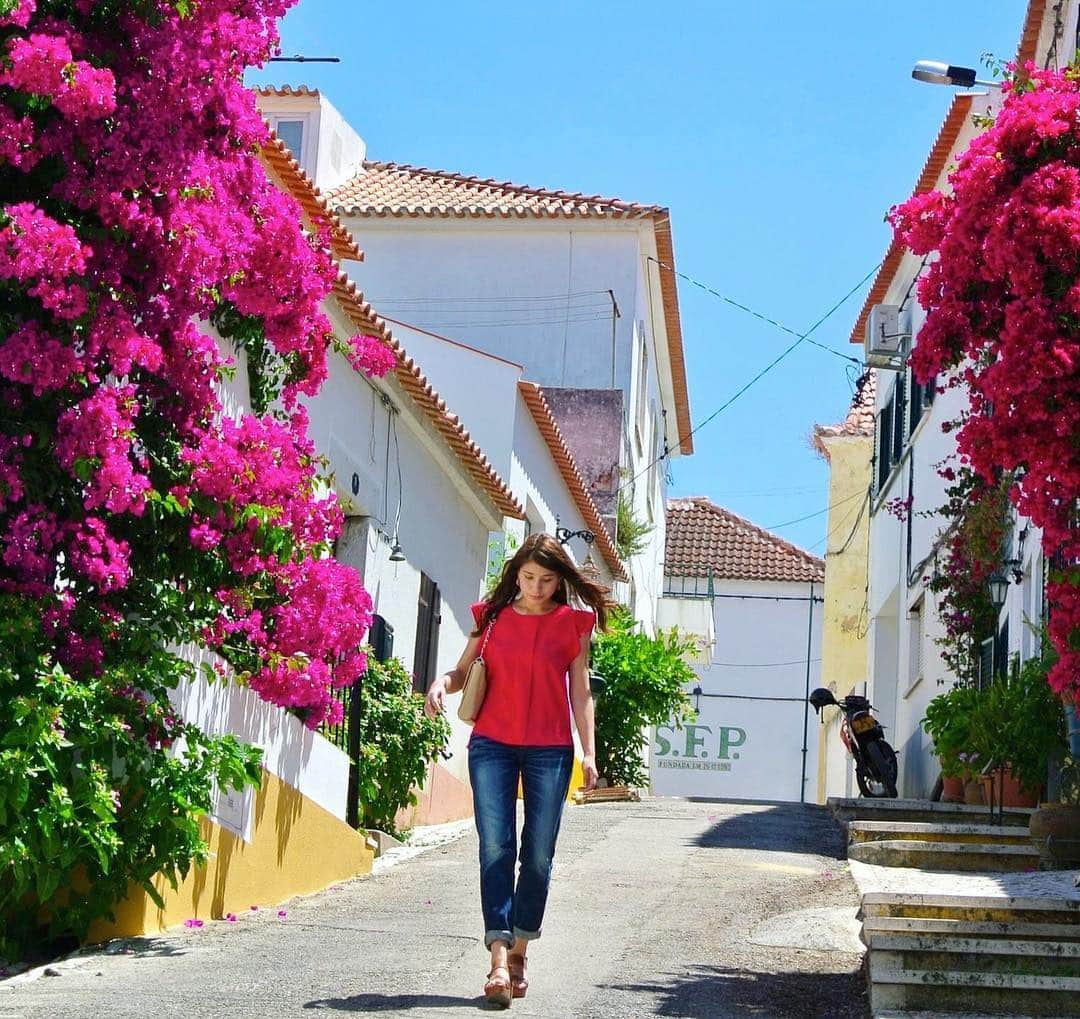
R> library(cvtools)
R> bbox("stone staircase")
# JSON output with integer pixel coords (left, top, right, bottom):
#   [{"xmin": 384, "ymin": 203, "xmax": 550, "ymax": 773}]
[
  {"xmin": 863, "ymin": 892, "xmax": 1080, "ymax": 1017},
  {"xmin": 829, "ymin": 797, "xmax": 1037, "ymax": 873},
  {"xmin": 848, "ymin": 820, "xmax": 1040, "ymax": 872},
  {"xmin": 828, "ymin": 797, "xmax": 1080, "ymax": 1016}
]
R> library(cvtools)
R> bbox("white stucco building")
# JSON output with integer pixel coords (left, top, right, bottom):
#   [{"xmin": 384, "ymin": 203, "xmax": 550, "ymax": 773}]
[
  {"xmin": 655, "ymin": 498, "xmax": 824, "ymax": 803},
  {"xmin": 849, "ymin": 0, "xmax": 1074, "ymax": 797},
  {"xmin": 255, "ymin": 85, "xmax": 694, "ymax": 637}
]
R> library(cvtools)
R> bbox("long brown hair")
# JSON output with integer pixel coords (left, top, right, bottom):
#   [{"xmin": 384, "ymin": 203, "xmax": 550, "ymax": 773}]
[{"xmin": 473, "ymin": 532, "xmax": 609, "ymax": 634}]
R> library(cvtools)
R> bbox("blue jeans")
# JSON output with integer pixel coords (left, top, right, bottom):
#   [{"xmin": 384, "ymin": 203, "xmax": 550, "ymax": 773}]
[{"xmin": 468, "ymin": 735, "xmax": 574, "ymax": 949}]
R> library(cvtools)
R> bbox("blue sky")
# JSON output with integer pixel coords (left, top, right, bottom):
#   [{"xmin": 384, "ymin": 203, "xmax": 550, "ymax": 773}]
[{"xmin": 248, "ymin": 1, "xmax": 1025, "ymax": 554}]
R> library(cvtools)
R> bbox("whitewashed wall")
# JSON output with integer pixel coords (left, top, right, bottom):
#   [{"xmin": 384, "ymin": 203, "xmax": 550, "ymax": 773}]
[
  {"xmin": 339, "ymin": 214, "xmax": 681, "ymax": 634},
  {"xmin": 651, "ymin": 579, "xmax": 823, "ymax": 802}
]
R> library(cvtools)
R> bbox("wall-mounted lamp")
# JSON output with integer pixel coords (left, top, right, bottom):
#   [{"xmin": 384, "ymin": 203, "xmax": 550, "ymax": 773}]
[
  {"xmin": 988, "ymin": 571, "xmax": 1010, "ymax": 613},
  {"xmin": 912, "ymin": 60, "xmax": 1001, "ymax": 89},
  {"xmin": 1006, "ymin": 525, "xmax": 1030, "ymax": 584},
  {"xmin": 692, "ymin": 684, "xmax": 703, "ymax": 713},
  {"xmin": 388, "ymin": 539, "xmax": 405, "ymax": 563},
  {"xmin": 556, "ymin": 526, "xmax": 595, "ymax": 546}
]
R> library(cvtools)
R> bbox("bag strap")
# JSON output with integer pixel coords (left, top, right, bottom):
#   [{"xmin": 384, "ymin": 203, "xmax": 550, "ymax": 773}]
[{"xmin": 477, "ymin": 610, "xmax": 498, "ymax": 659}]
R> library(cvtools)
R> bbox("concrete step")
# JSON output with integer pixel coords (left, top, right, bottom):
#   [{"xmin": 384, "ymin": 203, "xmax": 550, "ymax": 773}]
[
  {"xmin": 850, "ymin": 820, "xmax": 1032, "ymax": 846},
  {"xmin": 869, "ymin": 965, "xmax": 1080, "ymax": 1015},
  {"xmin": 875, "ymin": 1013, "xmax": 1078, "ymax": 1019},
  {"xmin": 850, "ymin": 838, "xmax": 1040, "ymax": 872},
  {"xmin": 861, "ymin": 892, "xmax": 1080, "ymax": 927},
  {"xmin": 863, "ymin": 914, "xmax": 1080, "ymax": 945},
  {"xmin": 829, "ymin": 796, "xmax": 1035, "ymax": 828},
  {"xmin": 871, "ymin": 933, "xmax": 1080, "ymax": 976}
]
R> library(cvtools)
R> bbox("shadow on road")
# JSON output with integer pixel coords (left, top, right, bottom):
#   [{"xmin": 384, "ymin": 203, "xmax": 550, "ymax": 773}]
[
  {"xmin": 304, "ymin": 992, "xmax": 488, "ymax": 1012},
  {"xmin": 605, "ymin": 961, "xmax": 870, "ymax": 1019},
  {"xmin": 693, "ymin": 802, "xmax": 846, "ymax": 860}
]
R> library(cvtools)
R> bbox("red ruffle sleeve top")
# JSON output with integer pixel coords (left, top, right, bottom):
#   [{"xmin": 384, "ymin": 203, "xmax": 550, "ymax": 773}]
[{"xmin": 468, "ymin": 601, "xmax": 595, "ymax": 747}]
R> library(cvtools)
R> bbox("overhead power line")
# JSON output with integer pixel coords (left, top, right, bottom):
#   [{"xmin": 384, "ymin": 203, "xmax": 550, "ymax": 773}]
[
  {"xmin": 626, "ymin": 260, "xmax": 881, "ymax": 492},
  {"xmin": 764, "ymin": 488, "xmax": 866, "ymax": 531},
  {"xmin": 647, "ymin": 257, "xmax": 865, "ymax": 365}
]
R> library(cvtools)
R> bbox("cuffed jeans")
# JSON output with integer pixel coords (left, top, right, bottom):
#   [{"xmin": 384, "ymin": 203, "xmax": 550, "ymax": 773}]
[{"xmin": 468, "ymin": 734, "xmax": 574, "ymax": 950}]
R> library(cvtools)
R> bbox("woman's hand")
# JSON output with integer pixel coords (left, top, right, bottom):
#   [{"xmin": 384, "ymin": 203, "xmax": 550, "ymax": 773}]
[
  {"xmin": 424, "ymin": 677, "xmax": 448, "ymax": 719},
  {"xmin": 581, "ymin": 754, "xmax": 599, "ymax": 792}
]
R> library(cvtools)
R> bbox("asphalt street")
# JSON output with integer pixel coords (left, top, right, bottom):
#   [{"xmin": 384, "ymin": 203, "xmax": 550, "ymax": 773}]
[{"xmin": 2, "ymin": 798, "xmax": 870, "ymax": 1019}]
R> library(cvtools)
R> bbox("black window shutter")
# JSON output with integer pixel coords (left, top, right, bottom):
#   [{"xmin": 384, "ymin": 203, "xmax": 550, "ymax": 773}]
[
  {"xmin": 908, "ymin": 370, "xmax": 923, "ymax": 435},
  {"xmin": 876, "ymin": 403, "xmax": 893, "ymax": 495},
  {"xmin": 891, "ymin": 374, "xmax": 906, "ymax": 463},
  {"xmin": 994, "ymin": 619, "xmax": 1009, "ymax": 682},
  {"xmin": 977, "ymin": 637, "xmax": 995, "ymax": 690},
  {"xmin": 427, "ymin": 582, "xmax": 441, "ymax": 693},
  {"xmin": 413, "ymin": 574, "xmax": 435, "ymax": 693}
]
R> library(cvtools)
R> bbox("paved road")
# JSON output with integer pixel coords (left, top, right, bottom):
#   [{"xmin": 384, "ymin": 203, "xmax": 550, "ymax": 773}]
[{"xmin": 3, "ymin": 798, "xmax": 869, "ymax": 1019}]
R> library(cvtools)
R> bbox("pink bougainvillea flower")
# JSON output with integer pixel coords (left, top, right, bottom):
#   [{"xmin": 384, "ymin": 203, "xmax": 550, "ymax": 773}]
[
  {"xmin": 225, "ymin": 913, "xmax": 237, "ymax": 923},
  {"xmin": 183, "ymin": 918, "xmax": 204, "ymax": 929},
  {"xmin": 277, "ymin": 910, "xmax": 287, "ymax": 919}
]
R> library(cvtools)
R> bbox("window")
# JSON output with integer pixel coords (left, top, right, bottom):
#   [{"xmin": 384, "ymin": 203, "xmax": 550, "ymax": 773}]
[
  {"xmin": 273, "ymin": 118, "xmax": 305, "ymax": 162},
  {"xmin": 634, "ymin": 323, "xmax": 648, "ymax": 454},
  {"xmin": 412, "ymin": 573, "xmax": 441, "ymax": 694},
  {"xmin": 891, "ymin": 373, "xmax": 906, "ymax": 464},
  {"xmin": 908, "ymin": 368, "xmax": 936, "ymax": 434},
  {"xmin": 994, "ymin": 618, "xmax": 1010, "ymax": 683},
  {"xmin": 907, "ymin": 602, "xmax": 924, "ymax": 690},
  {"xmin": 875, "ymin": 399, "xmax": 893, "ymax": 495},
  {"xmin": 647, "ymin": 402, "xmax": 661, "ymax": 521},
  {"xmin": 977, "ymin": 636, "xmax": 995, "ymax": 690}
]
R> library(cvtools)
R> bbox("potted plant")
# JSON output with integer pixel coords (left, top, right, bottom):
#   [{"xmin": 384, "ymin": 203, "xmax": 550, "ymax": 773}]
[
  {"xmin": 968, "ymin": 643, "xmax": 1065, "ymax": 808},
  {"xmin": 1030, "ymin": 755, "xmax": 1080, "ymax": 868},
  {"xmin": 922, "ymin": 684, "xmax": 982, "ymax": 803}
]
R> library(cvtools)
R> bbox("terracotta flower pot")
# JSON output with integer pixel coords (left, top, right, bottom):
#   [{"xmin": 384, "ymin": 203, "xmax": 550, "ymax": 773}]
[
  {"xmin": 1029, "ymin": 803, "xmax": 1080, "ymax": 868},
  {"xmin": 980, "ymin": 767, "xmax": 1040, "ymax": 809},
  {"xmin": 941, "ymin": 775, "xmax": 965, "ymax": 803},
  {"xmin": 963, "ymin": 778, "xmax": 985, "ymax": 805}
]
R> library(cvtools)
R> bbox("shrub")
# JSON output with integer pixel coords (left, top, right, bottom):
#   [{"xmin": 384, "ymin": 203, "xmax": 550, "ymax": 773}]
[
  {"xmin": 590, "ymin": 608, "xmax": 696, "ymax": 787},
  {"xmin": 0, "ymin": 595, "xmax": 263, "ymax": 961},
  {"xmin": 356, "ymin": 654, "xmax": 450, "ymax": 834}
]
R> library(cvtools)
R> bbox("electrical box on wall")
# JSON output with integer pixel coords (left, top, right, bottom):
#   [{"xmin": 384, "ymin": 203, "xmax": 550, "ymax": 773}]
[{"xmin": 865, "ymin": 304, "xmax": 907, "ymax": 370}]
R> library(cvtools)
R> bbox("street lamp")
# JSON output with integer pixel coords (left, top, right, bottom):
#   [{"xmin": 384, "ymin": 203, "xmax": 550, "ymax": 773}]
[
  {"xmin": 988, "ymin": 571, "xmax": 1010, "ymax": 612},
  {"xmin": 912, "ymin": 60, "xmax": 1001, "ymax": 89}
]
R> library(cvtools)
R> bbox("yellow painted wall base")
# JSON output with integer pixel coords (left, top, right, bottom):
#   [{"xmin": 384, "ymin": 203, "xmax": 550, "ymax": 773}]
[{"xmin": 88, "ymin": 768, "xmax": 373, "ymax": 944}]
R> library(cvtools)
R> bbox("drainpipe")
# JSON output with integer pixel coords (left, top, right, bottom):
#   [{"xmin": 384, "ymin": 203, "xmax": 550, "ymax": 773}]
[{"xmin": 800, "ymin": 581, "xmax": 816, "ymax": 803}]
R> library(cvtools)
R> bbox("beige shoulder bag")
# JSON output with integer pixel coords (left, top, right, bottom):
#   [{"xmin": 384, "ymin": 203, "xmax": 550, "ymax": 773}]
[{"xmin": 458, "ymin": 612, "xmax": 498, "ymax": 724}]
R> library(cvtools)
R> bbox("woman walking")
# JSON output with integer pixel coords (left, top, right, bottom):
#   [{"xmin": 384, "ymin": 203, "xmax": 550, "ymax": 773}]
[{"xmin": 424, "ymin": 532, "xmax": 607, "ymax": 1008}]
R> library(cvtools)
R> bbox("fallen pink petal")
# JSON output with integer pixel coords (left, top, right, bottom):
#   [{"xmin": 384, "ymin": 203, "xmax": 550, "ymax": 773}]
[
  {"xmin": 183, "ymin": 919, "xmax": 204, "ymax": 929},
  {"xmin": 277, "ymin": 910, "xmax": 287, "ymax": 918},
  {"xmin": 225, "ymin": 913, "xmax": 237, "ymax": 922}
]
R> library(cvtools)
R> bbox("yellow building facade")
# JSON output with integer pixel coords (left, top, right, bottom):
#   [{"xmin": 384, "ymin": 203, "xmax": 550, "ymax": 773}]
[{"xmin": 812, "ymin": 372, "xmax": 874, "ymax": 803}]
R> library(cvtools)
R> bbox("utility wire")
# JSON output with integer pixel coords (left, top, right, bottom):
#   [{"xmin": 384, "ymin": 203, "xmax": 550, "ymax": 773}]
[
  {"xmin": 764, "ymin": 488, "xmax": 866, "ymax": 531},
  {"xmin": 647, "ymin": 256, "xmax": 865, "ymax": 365},
  {"xmin": 813, "ymin": 487, "xmax": 870, "ymax": 554},
  {"xmin": 625, "ymin": 261, "xmax": 882, "ymax": 493}
]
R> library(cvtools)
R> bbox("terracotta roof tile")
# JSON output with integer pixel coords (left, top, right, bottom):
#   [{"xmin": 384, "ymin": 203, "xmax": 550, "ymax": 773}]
[
  {"xmin": 260, "ymin": 134, "xmax": 521, "ymax": 519},
  {"xmin": 517, "ymin": 381, "xmax": 627, "ymax": 582},
  {"xmin": 329, "ymin": 161, "xmax": 693, "ymax": 455},
  {"xmin": 1018, "ymin": 0, "xmax": 1048, "ymax": 66},
  {"xmin": 813, "ymin": 370, "xmax": 876, "ymax": 452},
  {"xmin": 259, "ymin": 133, "xmax": 362, "ymax": 262},
  {"xmin": 665, "ymin": 497, "xmax": 824, "ymax": 584},
  {"xmin": 254, "ymin": 85, "xmax": 321, "ymax": 97},
  {"xmin": 330, "ymin": 273, "xmax": 525, "ymax": 521},
  {"xmin": 331, "ymin": 161, "xmax": 663, "ymax": 220}
]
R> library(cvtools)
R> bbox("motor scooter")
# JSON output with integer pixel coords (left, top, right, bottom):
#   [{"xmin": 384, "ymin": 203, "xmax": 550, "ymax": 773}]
[{"xmin": 809, "ymin": 687, "xmax": 898, "ymax": 798}]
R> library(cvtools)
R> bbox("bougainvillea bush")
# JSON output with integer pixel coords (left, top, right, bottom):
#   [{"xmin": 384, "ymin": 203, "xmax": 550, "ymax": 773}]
[
  {"xmin": 890, "ymin": 64, "xmax": 1080, "ymax": 701},
  {"xmin": 0, "ymin": 0, "xmax": 392, "ymax": 952}
]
